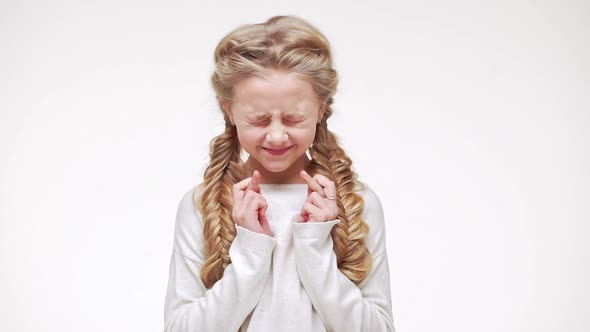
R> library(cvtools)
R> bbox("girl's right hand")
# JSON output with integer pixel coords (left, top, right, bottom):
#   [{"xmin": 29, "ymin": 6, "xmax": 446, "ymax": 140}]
[{"xmin": 231, "ymin": 170, "xmax": 273, "ymax": 236}]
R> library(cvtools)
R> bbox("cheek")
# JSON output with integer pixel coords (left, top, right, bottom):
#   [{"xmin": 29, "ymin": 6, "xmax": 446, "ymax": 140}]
[
  {"xmin": 290, "ymin": 127, "xmax": 317, "ymax": 144},
  {"xmin": 236, "ymin": 128, "xmax": 262, "ymax": 145}
]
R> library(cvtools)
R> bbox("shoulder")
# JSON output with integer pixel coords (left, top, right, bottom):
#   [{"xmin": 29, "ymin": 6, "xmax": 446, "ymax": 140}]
[
  {"xmin": 355, "ymin": 181, "xmax": 383, "ymax": 213},
  {"xmin": 355, "ymin": 181, "xmax": 385, "ymax": 224},
  {"xmin": 178, "ymin": 183, "xmax": 203, "ymax": 209},
  {"xmin": 354, "ymin": 181, "xmax": 388, "ymax": 256},
  {"xmin": 176, "ymin": 183, "xmax": 205, "ymax": 217},
  {"xmin": 173, "ymin": 183, "xmax": 206, "ymax": 260}
]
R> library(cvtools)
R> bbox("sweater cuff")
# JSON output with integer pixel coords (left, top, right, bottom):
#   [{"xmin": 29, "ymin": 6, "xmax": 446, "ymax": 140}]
[
  {"xmin": 232, "ymin": 225, "xmax": 277, "ymax": 252},
  {"xmin": 292, "ymin": 219, "xmax": 341, "ymax": 241}
]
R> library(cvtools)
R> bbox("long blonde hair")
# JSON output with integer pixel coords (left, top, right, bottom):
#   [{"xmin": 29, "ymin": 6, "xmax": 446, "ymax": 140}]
[{"xmin": 195, "ymin": 15, "xmax": 371, "ymax": 289}]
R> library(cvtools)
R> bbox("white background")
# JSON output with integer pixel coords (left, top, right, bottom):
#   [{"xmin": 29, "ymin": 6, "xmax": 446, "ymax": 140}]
[{"xmin": 1, "ymin": 0, "xmax": 588, "ymax": 331}]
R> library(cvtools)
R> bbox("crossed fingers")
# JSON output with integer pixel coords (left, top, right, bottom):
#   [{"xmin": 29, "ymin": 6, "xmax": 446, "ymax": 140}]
[
  {"xmin": 232, "ymin": 170, "xmax": 262, "ymax": 205},
  {"xmin": 299, "ymin": 170, "xmax": 339, "ymax": 222}
]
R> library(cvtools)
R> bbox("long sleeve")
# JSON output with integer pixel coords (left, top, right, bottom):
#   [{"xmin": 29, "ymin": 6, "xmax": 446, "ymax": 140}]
[
  {"xmin": 292, "ymin": 185, "xmax": 395, "ymax": 332},
  {"xmin": 164, "ymin": 185, "xmax": 277, "ymax": 332}
]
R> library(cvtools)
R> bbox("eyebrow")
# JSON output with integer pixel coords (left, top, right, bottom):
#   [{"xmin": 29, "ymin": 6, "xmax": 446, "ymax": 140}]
[{"xmin": 248, "ymin": 112, "xmax": 306, "ymax": 120}]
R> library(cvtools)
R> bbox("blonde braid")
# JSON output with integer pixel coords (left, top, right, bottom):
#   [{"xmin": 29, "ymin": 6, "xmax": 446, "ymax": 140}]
[
  {"xmin": 196, "ymin": 123, "xmax": 245, "ymax": 288},
  {"xmin": 308, "ymin": 106, "xmax": 372, "ymax": 284}
]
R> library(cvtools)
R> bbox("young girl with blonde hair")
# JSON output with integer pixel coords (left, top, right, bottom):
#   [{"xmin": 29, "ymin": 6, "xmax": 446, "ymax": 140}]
[{"xmin": 164, "ymin": 15, "xmax": 396, "ymax": 332}]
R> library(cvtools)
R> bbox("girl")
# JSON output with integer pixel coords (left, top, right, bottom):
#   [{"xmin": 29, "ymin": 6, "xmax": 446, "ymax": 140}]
[{"xmin": 164, "ymin": 15, "xmax": 396, "ymax": 332}]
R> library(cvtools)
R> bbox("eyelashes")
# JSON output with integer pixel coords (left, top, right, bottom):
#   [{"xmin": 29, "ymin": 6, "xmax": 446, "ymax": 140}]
[
  {"xmin": 249, "ymin": 119, "xmax": 304, "ymax": 126},
  {"xmin": 285, "ymin": 119, "xmax": 304, "ymax": 125}
]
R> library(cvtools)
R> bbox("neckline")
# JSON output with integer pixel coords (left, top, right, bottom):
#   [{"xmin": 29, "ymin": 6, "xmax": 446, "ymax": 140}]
[{"xmin": 259, "ymin": 183, "xmax": 307, "ymax": 187}]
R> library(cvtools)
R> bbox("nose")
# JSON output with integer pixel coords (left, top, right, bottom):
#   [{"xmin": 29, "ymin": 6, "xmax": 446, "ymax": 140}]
[{"xmin": 266, "ymin": 122, "xmax": 288, "ymax": 146}]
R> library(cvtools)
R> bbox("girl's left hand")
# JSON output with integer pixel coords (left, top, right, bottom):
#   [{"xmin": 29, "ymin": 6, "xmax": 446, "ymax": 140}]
[{"xmin": 298, "ymin": 170, "xmax": 339, "ymax": 223}]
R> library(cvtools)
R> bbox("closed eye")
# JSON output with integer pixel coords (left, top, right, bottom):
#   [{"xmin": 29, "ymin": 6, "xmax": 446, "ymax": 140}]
[
  {"xmin": 248, "ymin": 120, "xmax": 269, "ymax": 126},
  {"xmin": 285, "ymin": 118, "xmax": 304, "ymax": 124}
]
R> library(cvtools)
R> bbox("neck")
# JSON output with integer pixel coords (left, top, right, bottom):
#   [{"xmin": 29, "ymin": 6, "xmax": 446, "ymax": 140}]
[{"xmin": 244, "ymin": 155, "xmax": 312, "ymax": 184}]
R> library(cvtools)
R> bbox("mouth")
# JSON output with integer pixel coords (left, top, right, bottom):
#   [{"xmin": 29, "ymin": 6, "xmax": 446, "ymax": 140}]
[{"xmin": 262, "ymin": 146, "xmax": 293, "ymax": 156}]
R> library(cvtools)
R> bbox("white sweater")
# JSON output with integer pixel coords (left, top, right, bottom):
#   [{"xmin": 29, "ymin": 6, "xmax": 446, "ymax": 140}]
[{"xmin": 163, "ymin": 182, "xmax": 395, "ymax": 332}]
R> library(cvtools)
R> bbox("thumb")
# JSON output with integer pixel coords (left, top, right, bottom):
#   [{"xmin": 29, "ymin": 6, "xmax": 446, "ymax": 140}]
[
  {"xmin": 258, "ymin": 207, "xmax": 272, "ymax": 236},
  {"xmin": 258, "ymin": 200, "xmax": 272, "ymax": 236},
  {"xmin": 258, "ymin": 204, "xmax": 268, "ymax": 225}
]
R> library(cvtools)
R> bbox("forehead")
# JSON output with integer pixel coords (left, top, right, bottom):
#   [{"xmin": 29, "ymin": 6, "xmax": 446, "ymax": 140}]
[{"xmin": 231, "ymin": 71, "xmax": 319, "ymax": 115}]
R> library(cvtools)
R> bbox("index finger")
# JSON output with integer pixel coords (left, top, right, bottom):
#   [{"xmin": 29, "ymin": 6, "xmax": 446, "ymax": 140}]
[
  {"xmin": 313, "ymin": 174, "xmax": 337, "ymax": 199},
  {"xmin": 233, "ymin": 176, "xmax": 252, "ymax": 204},
  {"xmin": 300, "ymin": 170, "xmax": 324, "ymax": 196},
  {"xmin": 246, "ymin": 170, "xmax": 261, "ymax": 193}
]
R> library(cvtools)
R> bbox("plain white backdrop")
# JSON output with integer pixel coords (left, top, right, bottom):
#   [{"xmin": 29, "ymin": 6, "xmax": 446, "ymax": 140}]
[{"xmin": 1, "ymin": 0, "xmax": 588, "ymax": 331}]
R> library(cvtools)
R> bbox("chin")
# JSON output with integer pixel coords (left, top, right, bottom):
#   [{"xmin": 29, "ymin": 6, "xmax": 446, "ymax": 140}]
[{"xmin": 260, "ymin": 162, "xmax": 292, "ymax": 173}]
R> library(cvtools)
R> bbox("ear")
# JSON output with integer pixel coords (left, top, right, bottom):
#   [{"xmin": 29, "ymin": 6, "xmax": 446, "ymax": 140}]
[{"xmin": 218, "ymin": 98, "xmax": 234, "ymax": 125}]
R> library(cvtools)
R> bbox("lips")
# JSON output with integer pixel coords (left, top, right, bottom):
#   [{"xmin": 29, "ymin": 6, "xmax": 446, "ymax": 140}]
[{"xmin": 262, "ymin": 146, "xmax": 293, "ymax": 155}]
